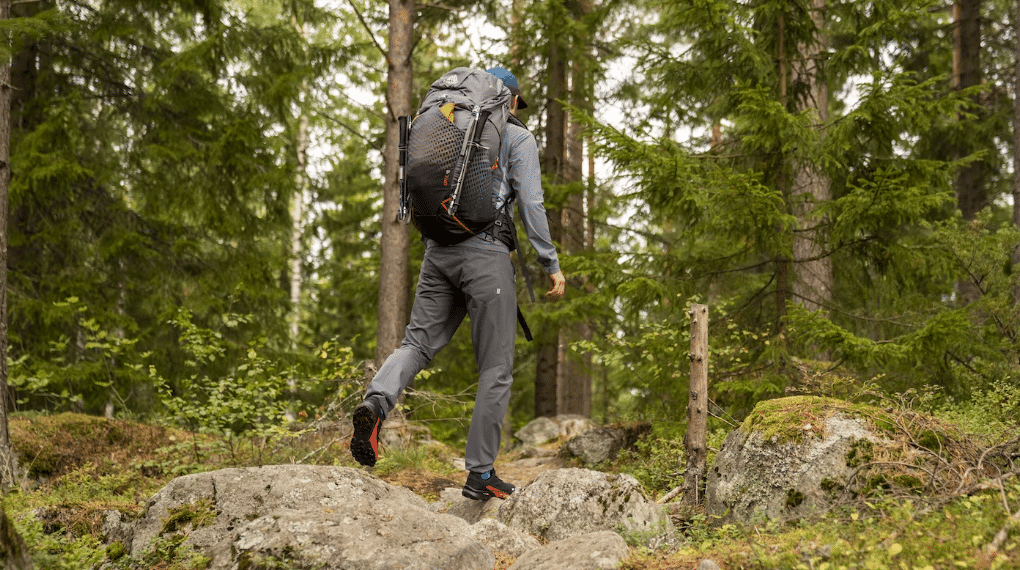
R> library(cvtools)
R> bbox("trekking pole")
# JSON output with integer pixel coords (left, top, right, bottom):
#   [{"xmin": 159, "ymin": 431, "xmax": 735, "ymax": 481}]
[
  {"xmin": 397, "ymin": 115, "xmax": 410, "ymax": 223},
  {"xmin": 447, "ymin": 105, "xmax": 482, "ymax": 217}
]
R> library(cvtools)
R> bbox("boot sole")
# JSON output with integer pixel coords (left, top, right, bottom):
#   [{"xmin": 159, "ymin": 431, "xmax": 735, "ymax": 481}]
[
  {"xmin": 351, "ymin": 406, "xmax": 379, "ymax": 467},
  {"xmin": 462, "ymin": 484, "xmax": 512, "ymax": 501},
  {"xmin": 461, "ymin": 486, "xmax": 492, "ymax": 501}
]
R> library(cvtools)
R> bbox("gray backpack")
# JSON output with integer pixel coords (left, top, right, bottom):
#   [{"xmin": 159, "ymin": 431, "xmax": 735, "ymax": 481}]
[{"xmin": 398, "ymin": 68, "xmax": 512, "ymax": 245}]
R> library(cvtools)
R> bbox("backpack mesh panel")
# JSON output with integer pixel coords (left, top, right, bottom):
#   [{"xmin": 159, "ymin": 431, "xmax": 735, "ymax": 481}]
[
  {"xmin": 406, "ymin": 105, "xmax": 502, "ymax": 244},
  {"xmin": 455, "ymin": 151, "xmax": 498, "ymax": 225}
]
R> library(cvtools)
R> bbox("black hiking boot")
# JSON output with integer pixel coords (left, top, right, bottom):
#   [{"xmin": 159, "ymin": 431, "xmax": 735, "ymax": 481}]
[
  {"xmin": 351, "ymin": 400, "xmax": 384, "ymax": 467},
  {"xmin": 462, "ymin": 469, "xmax": 515, "ymax": 500}
]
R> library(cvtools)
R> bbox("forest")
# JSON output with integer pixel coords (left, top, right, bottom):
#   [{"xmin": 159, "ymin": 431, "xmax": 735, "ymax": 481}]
[{"xmin": 0, "ymin": 0, "xmax": 1016, "ymax": 488}]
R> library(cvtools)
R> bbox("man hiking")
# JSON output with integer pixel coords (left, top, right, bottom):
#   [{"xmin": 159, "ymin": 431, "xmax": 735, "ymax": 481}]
[{"xmin": 350, "ymin": 66, "xmax": 566, "ymax": 501}]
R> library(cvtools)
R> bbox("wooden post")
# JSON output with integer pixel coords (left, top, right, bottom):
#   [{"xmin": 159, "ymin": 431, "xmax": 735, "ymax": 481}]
[{"xmin": 681, "ymin": 304, "xmax": 709, "ymax": 506}]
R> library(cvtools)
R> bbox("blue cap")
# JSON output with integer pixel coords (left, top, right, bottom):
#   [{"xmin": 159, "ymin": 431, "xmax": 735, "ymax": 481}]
[{"xmin": 486, "ymin": 66, "xmax": 528, "ymax": 109}]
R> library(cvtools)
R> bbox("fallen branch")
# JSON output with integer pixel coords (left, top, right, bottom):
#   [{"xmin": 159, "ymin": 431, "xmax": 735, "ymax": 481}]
[
  {"xmin": 986, "ymin": 508, "xmax": 1020, "ymax": 555},
  {"xmin": 658, "ymin": 485, "xmax": 683, "ymax": 504}
]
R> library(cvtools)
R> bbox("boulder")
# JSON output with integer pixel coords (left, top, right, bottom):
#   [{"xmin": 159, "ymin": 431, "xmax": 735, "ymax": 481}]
[
  {"xmin": 497, "ymin": 468, "xmax": 674, "ymax": 546},
  {"xmin": 431, "ymin": 487, "xmax": 502, "ymax": 524},
  {"xmin": 507, "ymin": 531, "xmax": 629, "ymax": 570},
  {"xmin": 706, "ymin": 396, "xmax": 904, "ymax": 524},
  {"xmin": 566, "ymin": 427, "xmax": 626, "ymax": 465},
  {"xmin": 555, "ymin": 415, "xmax": 597, "ymax": 439},
  {"xmin": 468, "ymin": 518, "xmax": 541, "ymax": 558},
  {"xmin": 515, "ymin": 417, "xmax": 561, "ymax": 445},
  {"xmin": 129, "ymin": 465, "xmax": 494, "ymax": 570},
  {"xmin": 101, "ymin": 509, "xmax": 134, "ymax": 546},
  {"xmin": 515, "ymin": 415, "xmax": 598, "ymax": 446}
]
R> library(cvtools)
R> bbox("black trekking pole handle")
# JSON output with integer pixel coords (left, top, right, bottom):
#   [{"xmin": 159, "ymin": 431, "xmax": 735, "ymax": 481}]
[
  {"xmin": 398, "ymin": 115, "xmax": 410, "ymax": 223},
  {"xmin": 447, "ymin": 106, "xmax": 481, "ymax": 217}
]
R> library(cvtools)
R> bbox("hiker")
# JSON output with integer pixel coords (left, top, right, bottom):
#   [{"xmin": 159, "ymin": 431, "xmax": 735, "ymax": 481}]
[{"xmin": 350, "ymin": 66, "xmax": 566, "ymax": 501}]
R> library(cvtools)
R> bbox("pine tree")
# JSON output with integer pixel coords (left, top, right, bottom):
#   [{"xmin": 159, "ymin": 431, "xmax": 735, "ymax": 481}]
[
  {"xmin": 0, "ymin": 0, "xmax": 16, "ymax": 487},
  {"xmin": 583, "ymin": 0, "xmax": 1004, "ymax": 410}
]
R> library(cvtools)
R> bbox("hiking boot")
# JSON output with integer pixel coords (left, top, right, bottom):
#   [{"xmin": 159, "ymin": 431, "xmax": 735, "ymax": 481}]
[
  {"xmin": 351, "ymin": 400, "xmax": 383, "ymax": 467},
  {"xmin": 462, "ymin": 469, "xmax": 515, "ymax": 500}
]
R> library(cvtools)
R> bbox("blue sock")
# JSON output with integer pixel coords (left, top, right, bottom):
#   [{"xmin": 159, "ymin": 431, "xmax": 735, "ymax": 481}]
[{"xmin": 481, "ymin": 470, "xmax": 491, "ymax": 480}]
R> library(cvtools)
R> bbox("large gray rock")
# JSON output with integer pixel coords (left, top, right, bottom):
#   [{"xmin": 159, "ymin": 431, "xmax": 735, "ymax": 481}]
[
  {"xmin": 566, "ymin": 427, "xmax": 626, "ymax": 465},
  {"xmin": 497, "ymin": 468, "xmax": 673, "ymax": 546},
  {"xmin": 706, "ymin": 397, "xmax": 898, "ymax": 524},
  {"xmin": 515, "ymin": 415, "xmax": 598, "ymax": 446},
  {"xmin": 431, "ymin": 487, "xmax": 502, "ymax": 524},
  {"xmin": 514, "ymin": 417, "xmax": 561, "ymax": 445},
  {"xmin": 555, "ymin": 414, "xmax": 597, "ymax": 440},
  {"xmin": 508, "ymin": 531, "xmax": 629, "ymax": 570},
  {"xmin": 130, "ymin": 465, "xmax": 494, "ymax": 570},
  {"xmin": 101, "ymin": 509, "xmax": 133, "ymax": 546},
  {"xmin": 469, "ymin": 518, "xmax": 541, "ymax": 558}
]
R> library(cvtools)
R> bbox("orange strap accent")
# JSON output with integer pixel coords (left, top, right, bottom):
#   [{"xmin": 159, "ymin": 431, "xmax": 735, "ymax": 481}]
[{"xmin": 442, "ymin": 198, "xmax": 475, "ymax": 235}]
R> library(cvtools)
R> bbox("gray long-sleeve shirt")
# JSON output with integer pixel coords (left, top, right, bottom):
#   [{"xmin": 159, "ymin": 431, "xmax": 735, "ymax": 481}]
[{"xmin": 425, "ymin": 121, "xmax": 561, "ymax": 275}]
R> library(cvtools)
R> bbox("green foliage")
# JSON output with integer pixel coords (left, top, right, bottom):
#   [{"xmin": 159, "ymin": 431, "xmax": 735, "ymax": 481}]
[
  {"xmin": 13, "ymin": 513, "xmax": 107, "ymax": 570},
  {"xmin": 372, "ymin": 444, "xmax": 458, "ymax": 479},
  {"xmin": 155, "ymin": 309, "xmax": 292, "ymax": 440},
  {"xmin": 613, "ymin": 421, "xmax": 729, "ymax": 497},
  {"xmin": 140, "ymin": 534, "xmax": 213, "ymax": 570},
  {"xmin": 8, "ymin": 297, "xmax": 151, "ymax": 413},
  {"xmin": 153, "ymin": 309, "xmax": 364, "ymax": 446}
]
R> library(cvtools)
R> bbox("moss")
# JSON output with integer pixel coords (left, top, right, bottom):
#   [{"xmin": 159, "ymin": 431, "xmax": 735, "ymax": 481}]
[
  {"xmin": 846, "ymin": 439, "xmax": 874, "ymax": 468},
  {"xmin": 161, "ymin": 497, "xmax": 217, "ymax": 535},
  {"xmin": 785, "ymin": 489, "xmax": 805, "ymax": 509},
  {"xmin": 820, "ymin": 478, "xmax": 842, "ymax": 493},
  {"xmin": 106, "ymin": 541, "xmax": 127, "ymax": 561},
  {"xmin": 865, "ymin": 474, "xmax": 891, "ymax": 493},
  {"xmin": 738, "ymin": 396, "xmax": 889, "ymax": 445},
  {"xmin": 9, "ymin": 412, "xmax": 190, "ymax": 479},
  {"xmin": 917, "ymin": 429, "xmax": 943, "ymax": 453},
  {"xmin": 893, "ymin": 474, "xmax": 924, "ymax": 490}
]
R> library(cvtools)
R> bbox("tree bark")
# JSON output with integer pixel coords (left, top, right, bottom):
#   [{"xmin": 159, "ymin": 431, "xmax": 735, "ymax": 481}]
[
  {"xmin": 535, "ymin": 13, "xmax": 568, "ymax": 418},
  {"xmin": 0, "ymin": 0, "xmax": 17, "ymax": 489},
  {"xmin": 774, "ymin": 12, "xmax": 791, "ymax": 336},
  {"xmin": 681, "ymin": 304, "xmax": 708, "ymax": 507},
  {"xmin": 375, "ymin": 0, "xmax": 414, "ymax": 367},
  {"xmin": 952, "ymin": 0, "xmax": 985, "ymax": 219},
  {"xmin": 557, "ymin": 12, "xmax": 592, "ymax": 416},
  {"xmin": 953, "ymin": 0, "xmax": 984, "ymax": 305},
  {"xmin": 791, "ymin": 0, "xmax": 832, "ymax": 313},
  {"xmin": 1014, "ymin": 0, "xmax": 1020, "ymax": 307},
  {"xmin": 0, "ymin": 505, "xmax": 32, "ymax": 569},
  {"xmin": 291, "ymin": 96, "xmax": 308, "ymax": 345}
]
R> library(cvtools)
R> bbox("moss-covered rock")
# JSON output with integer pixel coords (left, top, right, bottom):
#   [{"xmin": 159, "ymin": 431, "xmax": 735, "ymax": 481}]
[{"xmin": 706, "ymin": 396, "xmax": 973, "ymax": 525}]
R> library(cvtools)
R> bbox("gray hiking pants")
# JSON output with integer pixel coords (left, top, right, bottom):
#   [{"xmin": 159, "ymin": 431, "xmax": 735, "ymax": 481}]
[{"xmin": 364, "ymin": 245, "xmax": 517, "ymax": 474}]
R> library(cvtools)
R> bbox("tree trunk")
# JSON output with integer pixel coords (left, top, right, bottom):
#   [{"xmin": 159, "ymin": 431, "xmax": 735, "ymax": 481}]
[
  {"xmin": 375, "ymin": 0, "xmax": 414, "ymax": 367},
  {"xmin": 0, "ymin": 0, "xmax": 18, "ymax": 489},
  {"xmin": 953, "ymin": 0, "xmax": 983, "ymax": 305},
  {"xmin": 291, "ymin": 106, "xmax": 308, "ymax": 345},
  {"xmin": 774, "ymin": 12, "xmax": 791, "ymax": 336},
  {"xmin": 535, "ymin": 15, "xmax": 568, "ymax": 418},
  {"xmin": 953, "ymin": 0, "xmax": 984, "ymax": 221},
  {"xmin": 0, "ymin": 505, "xmax": 32, "ymax": 570},
  {"xmin": 557, "ymin": 21, "xmax": 592, "ymax": 416},
  {"xmin": 791, "ymin": 0, "xmax": 832, "ymax": 313},
  {"xmin": 1014, "ymin": 0, "xmax": 1020, "ymax": 307},
  {"xmin": 681, "ymin": 304, "xmax": 708, "ymax": 507}
]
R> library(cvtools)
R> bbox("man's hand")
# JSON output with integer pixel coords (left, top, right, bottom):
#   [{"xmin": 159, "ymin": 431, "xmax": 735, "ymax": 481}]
[{"xmin": 546, "ymin": 271, "xmax": 566, "ymax": 299}]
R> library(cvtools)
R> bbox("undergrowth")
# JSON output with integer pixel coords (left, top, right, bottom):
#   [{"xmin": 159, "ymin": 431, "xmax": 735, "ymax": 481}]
[{"xmin": 3, "ymin": 381, "xmax": 1020, "ymax": 569}]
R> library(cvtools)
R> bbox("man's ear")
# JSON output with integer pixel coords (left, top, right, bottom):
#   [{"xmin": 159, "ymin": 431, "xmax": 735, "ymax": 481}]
[{"xmin": 510, "ymin": 95, "xmax": 519, "ymax": 113}]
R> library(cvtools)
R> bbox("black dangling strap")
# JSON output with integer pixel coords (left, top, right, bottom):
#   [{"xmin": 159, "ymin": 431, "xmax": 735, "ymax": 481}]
[{"xmin": 517, "ymin": 305, "xmax": 533, "ymax": 342}]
